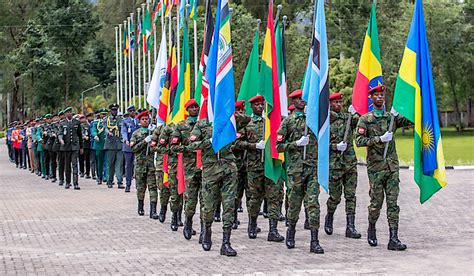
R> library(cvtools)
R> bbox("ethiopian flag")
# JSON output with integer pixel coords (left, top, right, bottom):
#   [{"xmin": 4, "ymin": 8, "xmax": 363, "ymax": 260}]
[
  {"xmin": 352, "ymin": 2, "xmax": 383, "ymax": 115},
  {"xmin": 261, "ymin": 1, "xmax": 283, "ymax": 184},
  {"xmin": 392, "ymin": 0, "xmax": 447, "ymax": 203}
]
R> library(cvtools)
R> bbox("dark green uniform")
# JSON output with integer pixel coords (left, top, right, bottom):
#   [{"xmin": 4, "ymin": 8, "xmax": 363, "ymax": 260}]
[
  {"xmin": 92, "ymin": 119, "xmax": 106, "ymax": 184},
  {"xmin": 103, "ymin": 115, "xmax": 123, "ymax": 187},
  {"xmin": 58, "ymin": 118, "xmax": 83, "ymax": 189}
]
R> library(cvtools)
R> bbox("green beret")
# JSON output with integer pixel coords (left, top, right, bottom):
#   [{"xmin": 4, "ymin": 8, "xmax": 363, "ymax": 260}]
[
  {"xmin": 44, "ymin": 114, "xmax": 52, "ymax": 119},
  {"xmin": 58, "ymin": 110, "xmax": 65, "ymax": 116},
  {"xmin": 63, "ymin": 107, "xmax": 73, "ymax": 113},
  {"xmin": 100, "ymin": 108, "xmax": 109, "ymax": 114}
]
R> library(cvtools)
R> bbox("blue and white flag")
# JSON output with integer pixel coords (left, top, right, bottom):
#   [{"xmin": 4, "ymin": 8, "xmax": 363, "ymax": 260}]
[
  {"xmin": 206, "ymin": 0, "xmax": 236, "ymax": 153},
  {"xmin": 302, "ymin": 0, "xmax": 330, "ymax": 192},
  {"xmin": 147, "ymin": 29, "xmax": 168, "ymax": 112}
]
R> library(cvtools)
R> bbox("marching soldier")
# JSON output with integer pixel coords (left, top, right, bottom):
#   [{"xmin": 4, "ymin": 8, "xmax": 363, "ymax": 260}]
[
  {"xmin": 355, "ymin": 85, "xmax": 412, "ymax": 251},
  {"xmin": 150, "ymin": 122, "xmax": 170, "ymax": 223},
  {"xmin": 104, "ymin": 104, "xmax": 124, "ymax": 189},
  {"xmin": 48, "ymin": 114, "xmax": 60, "ymax": 183},
  {"xmin": 56, "ymin": 110, "xmax": 66, "ymax": 185},
  {"xmin": 79, "ymin": 114, "xmax": 92, "ymax": 179},
  {"xmin": 92, "ymin": 109, "xmax": 108, "ymax": 185},
  {"xmin": 41, "ymin": 114, "xmax": 53, "ymax": 180},
  {"xmin": 324, "ymin": 92, "xmax": 361, "ymax": 239},
  {"xmin": 170, "ymin": 99, "xmax": 201, "ymax": 240},
  {"xmin": 58, "ymin": 107, "xmax": 83, "ymax": 190},
  {"xmin": 35, "ymin": 118, "xmax": 46, "ymax": 178},
  {"xmin": 87, "ymin": 112, "xmax": 97, "ymax": 180},
  {"xmin": 276, "ymin": 89, "xmax": 324, "ymax": 254},
  {"xmin": 130, "ymin": 111, "xmax": 159, "ymax": 219},
  {"xmin": 188, "ymin": 118, "xmax": 238, "ymax": 257},
  {"xmin": 121, "ymin": 105, "xmax": 139, "ymax": 192}
]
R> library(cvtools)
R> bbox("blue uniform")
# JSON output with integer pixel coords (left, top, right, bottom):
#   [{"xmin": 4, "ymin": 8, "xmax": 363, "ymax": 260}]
[{"xmin": 121, "ymin": 116, "xmax": 139, "ymax": 188}]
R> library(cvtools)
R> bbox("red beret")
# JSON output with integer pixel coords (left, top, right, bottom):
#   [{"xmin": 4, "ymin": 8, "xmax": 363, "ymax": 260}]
[
  {"xmin": 329, "ymin": 92, "xmax": 344, "ymax": 101},
  {"xmin": 368, "ymin": 85, "xmax": 386, "ymax": 94},
  {"xmin": 289, "ymin": 89, "xmax": 303, "ymax": 99},
  {"xmin": 288, "ymin": 105, "xmax": 295, "ymax": 111},
  {"xmin": 184, "ymin": 99, "xmax": 198, "ymax": 109},
  {"xmin": 248, "ymin": 95, "xmax": 264, "ymax": 103},
  {"xmin": 235, "ymin": 100, "xmax": 245, "ymax": 108},
  {"xmin": 137, "ymin": 110, "xmax": 149, "ymax": 120}
]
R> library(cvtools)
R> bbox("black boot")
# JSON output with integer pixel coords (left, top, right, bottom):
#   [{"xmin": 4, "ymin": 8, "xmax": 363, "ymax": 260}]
[
  {"xmin": 214, "ymin": 210, "xmax": 221, "ymax": 222},
  {"xmin": 183, "ymin": 215, "xmax": 193, "ymax": 240},
  {"xmin": 58, "ymin": 180, "xmax": 63, "ymax": 186},
  {"xmin": 150, "ymin": 202, "xmax": 159, "ymax": 220},
  {"xmin": 304, "ymin": 209, "xmax": 310, "ymax": 230},
  {"xmin": 220, "ymin": 227, "xmax": 237, "ymax": 257},
  {"xmin": 232, "ymin": 209, "xmax": 239, "ymax": 229},
  {"xmin": 158, "ymin": 205, "xmax": 167, "ymax": 223},
  {"xmin": 125, "ymin": 186, "xmax": 130, "ymax": 193},
  {"xmin": 117, "ymin": 183, "xmax": 125, "ymax": 189},
  {"xmin": 268, "ymin": 219, "xmax": 285, "ymax": 242},
  {"xmin": 73, "ymin": 183, "xmax": 80, "ymax": 190},
  {"xmin": 367, "ymin": 222, "xmax": 378, "ymax": 247},
  {"xmin": 198, "ymin": 221, "xmax": 204, "ymax": 244},
  {"xmin": 387, "ymin": 228, "xmax": 407, "ymax": 251},
  {"xmin": 286, "ymin": 224, "xmax": 296, "ymax": 249},
  {"xmin": 262, "ymin": 199, "xmax": 268, "ymax": 218},
  {"xmin": 345, "ymin": 214, "xmax": 361, "ymax": 239},
  {"xmin": 171, "ymin": 212, "xmax": 179, "ymax": 231},
  {"xmin": 202, "ymin": 224, "xmax": 212, "ymax": 251},
  {"xmin": 310, "ymin": 229, "xmax": 324, "ymax": 254},
  {"xmin": 324, "ymin": 212, "xmax": 334, "ymax": 235},
  {"xmin": 177, "ymin": 209, "xmax": 184, "ymax": 227},
  {"xmin": 65, "ymin": 183, "xmax": 71, "ymax": 189},
  {"xmin": 247, "ymin": 216, "xmax": 258, "ymax": 239},
  {"xmin": 138, "ymin": 200, "xmax": 145, "ymax": 216},
  {"xmin": 51, "ymin": 178, "xmax": 57, "ymax": 183}
]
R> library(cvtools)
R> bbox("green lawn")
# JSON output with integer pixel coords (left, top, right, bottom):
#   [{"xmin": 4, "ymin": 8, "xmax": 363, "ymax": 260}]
[{"xmin": 354, "ymin": 128, "xmax": 474, "ymax": 166}]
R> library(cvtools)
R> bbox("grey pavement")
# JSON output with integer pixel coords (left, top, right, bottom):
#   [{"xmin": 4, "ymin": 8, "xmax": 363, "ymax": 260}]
[{"xmin": 0, "ymin": 142, "xmax": 473, "ymax": 275}]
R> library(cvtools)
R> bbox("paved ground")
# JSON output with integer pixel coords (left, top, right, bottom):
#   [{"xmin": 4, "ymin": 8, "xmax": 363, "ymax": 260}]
[{"xmin": 0, "ymin": 143, "xmax": 473, "ymax": 275}]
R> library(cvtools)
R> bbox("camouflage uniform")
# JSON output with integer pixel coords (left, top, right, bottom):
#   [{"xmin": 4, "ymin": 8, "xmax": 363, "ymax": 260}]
[
  {"xmin": 355, "ymin": 110, "xmax": 412, "ymax": 229},
  {"xmin": 277, "ymin": 112, "xmax": 320, "ymax": 228},
  {"xmin": 130, "ymin": 127, "xmax": 157, "ymax": 203},
  {"xmin": 326, "ymin": 111, "xmax": 359, "ymax": 215},
  {"xmin": 151, "ymin": 124, "xmax": 170, "ymax": 208}
]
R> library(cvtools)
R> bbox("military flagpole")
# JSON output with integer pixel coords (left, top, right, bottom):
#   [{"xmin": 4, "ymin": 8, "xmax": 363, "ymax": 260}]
[
  {"xmin": 115, "ymin": 26, "xmax": 120, "ymax": 111},
  {"xmin": 141, "ymin": 4, "xmax": 147, "ymax": 110},
  {"xmin": 123, "ymin": 20, "xmax": 129, "ymax": 110},
  {"xmin": 119, "ymin": 23, "xmax": 124, "ymax": 111},
  {"xmin": 131, "ymin": 13, "xmax": 136, "ymax": 106},
  {"xmin": 127, "ymin": 16, "xmax": 132, "ymax": 108},
  {"xmin": 137, "ymin": 8, "xmax": 142, "ymax": 109}
]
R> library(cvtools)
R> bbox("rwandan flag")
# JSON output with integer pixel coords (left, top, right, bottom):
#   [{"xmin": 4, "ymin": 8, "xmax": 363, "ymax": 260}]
[
  {"xmin": 392, "ymin": 0, "xmax": 447, "ymax": 203},
  {"xmin": 206, "ymin": 0, "xmax": 236, "ymax": 153},
  {"xmin": 352, "ymin": 2, "xmax": 383, "ymax": 115},
  {"xmin": 302, "ymin": 0, "xmax": 330, "ymax": 192},
  {"xmin": 261, "ymin": 1, "xmax": 284, "ymax": 184}
]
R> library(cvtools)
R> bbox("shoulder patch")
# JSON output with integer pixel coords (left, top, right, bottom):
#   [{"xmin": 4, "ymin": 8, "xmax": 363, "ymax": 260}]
[
  {"xmin": 189, "ymin": 135, "xmax": 197, "ymax": 141},
  {"xmin": 358, "ymin": 128, "xmax": 366, "ymax": 135},
  {"xmin": 277, "ymin": 134, "xmax": 284, "ymax": 142},
  {"xmin": 159, "ymin": 138, "xmax": 166, "ymax": 145},
  {"xmin": 171, "ymin": 137, "xmax": 179, "ymax": 144}
]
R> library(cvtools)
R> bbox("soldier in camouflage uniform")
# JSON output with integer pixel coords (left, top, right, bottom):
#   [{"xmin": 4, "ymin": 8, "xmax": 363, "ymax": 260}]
[
  {"xmin": 355, "ymin": 85, "xmax": 412, "ymax": 251},
  {"xmin": 188, "ymin": 118, "xmax": 238, "ymax": 256},
  {"xmin": 150, "ymin": 124, "xmax": 170, "ymax": 223},
  {"xmin": 276, "ymin": 90, "xmax": 324, "ymax": 254},
  {"xmin": 170, "ymin": 99, "xmax": 201, "ymax": 240},
  {"xmin": 324, "ymin": 92, "xmax": 361, "ymax": 239},
  {"xmin": 235, "ymin": 95, "xmax": 284, "ymax": 242},
  {"xmin": 130, "ymin": 111, "xmax": 159, "ymax": 219},
  {"xmin": 156, "ymin": 123, "xmax": 183, "ymax": 231}
]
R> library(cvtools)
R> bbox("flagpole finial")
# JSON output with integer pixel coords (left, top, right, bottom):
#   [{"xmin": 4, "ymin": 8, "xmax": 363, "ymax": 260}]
[
  {"xmin": 130, "ymin": 12, "xmax": 134, "ymax": 17},
  {"xmin": 137, "ymin": 7, "xmax": 141, "ymax": 12},
  {"xmin": 257, "ymin": 19, "xmax": 261, "ymax": 25},
  {"xmin": 277, "ymin": 4, "xmax": 282, "ymax": 10},
  {"xmin": 141, "ymin": 3, "xmax": 146, "ymax": 9}
]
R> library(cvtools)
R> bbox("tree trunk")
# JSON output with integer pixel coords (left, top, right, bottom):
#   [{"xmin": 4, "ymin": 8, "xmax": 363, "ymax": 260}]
[{"xmin": 447, "ymin": 70, "xmax": 462, "ymax": 132}]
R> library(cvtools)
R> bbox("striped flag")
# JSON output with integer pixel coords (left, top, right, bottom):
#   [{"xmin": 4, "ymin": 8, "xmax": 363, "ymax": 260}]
[
  {"xmin": 392, "ymin": 0, "xmax": 446, "ymax": 203},
  {"xmin": 206, "ymin": 0, "xmax": 236, "ymax": 152},
  {"xmin": 158, "ymin": 32, "xmax": 178, "ymax": 125},
  {"xmin": 142, "ymin": 6, "xmax": 153, "ymax": 53},
  {"xmin": 262, "ymin": 1, "xmax": 284, "ymax": 183},
  {"xmin": 302, "ymin": 0, "xmax": 330, "ymax": 192},
  {"xmin": 190, "ymin": 0, "xmax": 198, "ymax": 21},
  {"xmin": 352, "ymin": 2, "xmax": 383, "ymax": 115},
  {"xmin": 165, "ymin": 0, "xmax": 173, "ymax": 17},
  {"xmin": 275, "ymin": 19, "xmax": 288, "ymax": 117},
  {"xmin": 123, "ymin": 25, "xmax": 129, "ymax": 57}
]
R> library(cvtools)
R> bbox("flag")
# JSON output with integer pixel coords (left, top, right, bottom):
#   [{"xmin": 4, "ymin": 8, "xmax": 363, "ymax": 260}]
[
  {"xmin": 152, "ymin": 0, "xmax": 162, "ymax": 26},
  {"xmin": 195, "ymin": 2, "xmax": 214, "ymax": 120},
  {"xmin": 237, "ymin": 26, "xmax": 260, "ymax": 115},
  {"xmin": 190, "ymin": 0, "xmax": 198, "ymax": 21},
  {"xmin": 261, "ymin": 1, "xmax": 283, "ymax": 184},
  {"xmin": 392, "ymin": 0, "xmax": 446, "ymax": 203},
  {"xmin": 352, "ymin": 2, "xmax": 383, "ymax": 115},
  {"xmin": 137, "ymin": 12, "xmax": 142, "ymax": 47},
  {"xmin": 165, "ymin": 0, "xmax": 173, "ymax": 17},
  {"xmin": 275, "ymin": 20, "xmax": 288, "ymax": 117},
  {"xmin": 130, "ymin": 19, "xmax": 135, "ymax": 51},
  {"xmin": 147, "ymin": 29, "xmax": 168, "ymax": 109},
  {"xmin": 143, "ymin": 6, "xmax": 153, "ymax": 53},
  {"xmin": 171, "ymin": 18, "xmax": 191, "ymax": 124},
  {"xmin": 158, "ymin": 32, "xmax": 178, "ymax": 124},
  {"xmin": 206, "ymin": 0, "xmax": 236, "ymax": 152},
  {"xmin": 301, "ymin": 0, "xmax": 330, "ymax": 192},
  {"xmin": 123, "ymin": 24, "xmax": 129, "ymax": 57}
]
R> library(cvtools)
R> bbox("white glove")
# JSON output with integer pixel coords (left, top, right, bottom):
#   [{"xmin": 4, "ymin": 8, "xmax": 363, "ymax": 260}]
[
  {"xmin": 295, "ymin": 135, "xmax": 310, "ymax": 147},
  {"xmin": 256, "ymin": 140, "xmax": 265, "ymax": 150},
  {"xmin": 94, "ymin": 136, "xmax": 99, "ymax": 142},
  {"xmin": 390, "ymin": 107, "xmax": 399, "ymax": 117},
  {"xmin": 209, "ymin": 137, "xmax": 212, "ymax": 143},
  {"xmin": 336, "ymin": 141, "xmax": 347, "ymax": 152},
  {"xmin": 149, "ymin": 124, "xmax": 156, "ymax": 131},
  {"xmin": 144, "ymin": 135, "xmax": 152, "ymax": 143},
  {"xmin": 348, "ymin": 105, "xmax": 356, "ymax": 115},
  {"xmin": 380, "ymin": 131, "xmax": 393, "ymax": 143}
]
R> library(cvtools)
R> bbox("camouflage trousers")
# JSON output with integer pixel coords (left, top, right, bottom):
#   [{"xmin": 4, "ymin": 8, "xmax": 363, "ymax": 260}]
[
  {"xmin": 367, "ymin": 169, "xmax": 400, "ymax": 229},
  {"xmin": 168, "ymin": 169, "xmax": 183, "ymax": 213},
  {"xmin": 287, "ymin": 165, "xmax": 321, "ymax": 229},
  {"xmin": 236, "ymin": 166, "xmax": 248, "ymax": 210},
  {"xmin": 136, "ymin": 165, "xmax": 158, "ymax": 203},
  {"xmin": 326, "ymin": 166, "xmax": 358, "ymax": 215},
  {"xmin": 201, "ymin": 160, "xmax": 237, "ymax": 229},
  {"xmin": 184, "ymin": 169, "xmax": 203, "ymax": 218},
  {"xmin": 156, "ymin": 170, "xmax": 170, "ymax": 207},
  {"xmin": 247, "ymin": 169, "xmax": 283, "ymax": 220}
]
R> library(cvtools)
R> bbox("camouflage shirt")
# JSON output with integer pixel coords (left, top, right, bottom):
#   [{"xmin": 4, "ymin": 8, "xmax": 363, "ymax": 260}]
[
  {"xmin": 232, "ymin": 113, "xmax": 251, "ymax": 171},
  {"xmin": 276, "ymin": 111, "xmax": 317, "ymax": 173},
  {"xmin": 150, "ymin": 124, "xmax": 166, "ymax": 172},
  {"xmin": 355, "ymin": 110, "xmax": 412, "ymax": 172},
  {"xmin": 155, "ymin": 124, "xmax": 177, "ymax": 170},
  {"xmin": 234, "ymin": 113, "xmax": 264, "ymax": 171},
  {"xmin": 170, "ymin": 117, "xmax": 201, "ymax": 172},
  {"xmin": 329, "ymin": 111, "xmax": 359, "ymax": 170},
  {"xmin": 130, "ymin": 127, "xmax": 154, "ymax": 173}
]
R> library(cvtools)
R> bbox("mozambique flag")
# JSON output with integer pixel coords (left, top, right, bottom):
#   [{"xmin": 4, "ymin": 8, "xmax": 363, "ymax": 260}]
[
  {"xmin": 352, "ymin": 2, "xmax": 383, "ymax": 115},
  {"xmin": 171, "ymin": 18, "xmax": 191, "ymax": 124},
  {"xmin": 143, "ymin": 6, "xmax": 153, "ymax": 53},
  {"xmin": 261, "ymin": 1, "xmax": 283, "ymax": 184},
  {"xmin": 237, "ymin": 26, "xmax": 260, "ymax": 115},
  {"xmin": 392, "ymin": 0, "xmax": 447, "ymax": 203}
]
